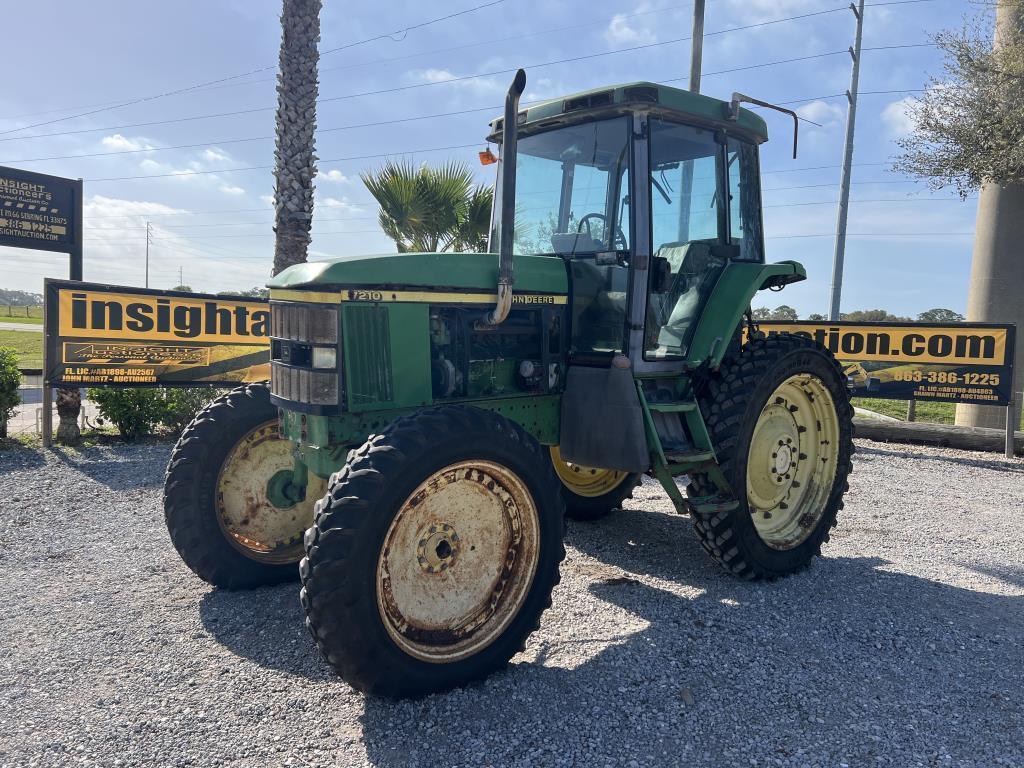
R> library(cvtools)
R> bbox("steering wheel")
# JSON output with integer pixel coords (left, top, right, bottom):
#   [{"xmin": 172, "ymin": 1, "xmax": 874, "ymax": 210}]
[{"xmin": 577, "ymin": 213, "xmax": 628, "ymax": 250}]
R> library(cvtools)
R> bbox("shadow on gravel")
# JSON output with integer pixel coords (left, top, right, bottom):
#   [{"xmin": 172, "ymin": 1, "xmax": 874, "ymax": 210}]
[
  {"xmin": 50, "ymin": 443, "xmax": 171, "ymax": 490},
  {"xmin": 356, "ymin": 512, "xmax": 1022, "ymax": 766},
  {"xmin": 856, "ymin": 443, "xmax": 1024, "ymax": 474},
  {"xmin": 197, "ymin": 584, "xmax": 332, "ymax": 681},
  {"xmin": 0, "ymin": 444, "xmax": 46, "ymax": 472}
]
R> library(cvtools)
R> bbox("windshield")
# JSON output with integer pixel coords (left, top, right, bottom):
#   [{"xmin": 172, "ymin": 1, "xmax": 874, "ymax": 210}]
[{"xmin": 491, "ymin": 117, "xmax": 632, "ymax": 257}]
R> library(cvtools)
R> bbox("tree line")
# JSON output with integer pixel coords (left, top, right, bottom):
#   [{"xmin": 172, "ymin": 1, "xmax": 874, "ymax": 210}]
[{"xmin": 751, "ymin": 306, "xmax": 966, "ymax": 323}]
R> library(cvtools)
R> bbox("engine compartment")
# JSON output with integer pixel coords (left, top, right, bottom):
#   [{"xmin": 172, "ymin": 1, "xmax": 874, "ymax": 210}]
[{"xmin": 429, "ymin": 307, "xmax": 564, "ymax": 399}]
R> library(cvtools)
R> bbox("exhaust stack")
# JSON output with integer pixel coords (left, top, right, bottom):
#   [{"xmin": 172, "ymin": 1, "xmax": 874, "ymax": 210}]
[{"xmin": 480, "ymin": 68, "xmax": 526, "ymax": 328}]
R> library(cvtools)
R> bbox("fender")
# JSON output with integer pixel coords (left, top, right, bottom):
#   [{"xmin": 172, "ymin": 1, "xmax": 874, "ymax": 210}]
[{"xmin": 686, "ymin": 259, "xmax": 807, "ymax": 368}]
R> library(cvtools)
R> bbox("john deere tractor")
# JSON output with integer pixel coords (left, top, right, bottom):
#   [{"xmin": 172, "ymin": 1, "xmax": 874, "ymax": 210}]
[{"xmin": 164, "ymin": 70, "xmax": 853, "ymax": 698}]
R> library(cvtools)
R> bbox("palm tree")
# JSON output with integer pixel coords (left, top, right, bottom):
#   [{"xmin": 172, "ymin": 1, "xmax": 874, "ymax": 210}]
[
  {"xmin": 362, "ymin": 161, "xmax": 494, "ymax": 253},
  {"xmin": 55, "ymin": 388, "xmax": 81, "ymax": 445},
  {"xmin": 272, "ymin": 0, "xmax": 321, "ymax": 276}
]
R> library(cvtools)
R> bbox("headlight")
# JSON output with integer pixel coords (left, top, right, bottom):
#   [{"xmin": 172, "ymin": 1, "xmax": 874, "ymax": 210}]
[{"xmin": 312, "ymin": 347, "xmax": 337, "ymax": 369}]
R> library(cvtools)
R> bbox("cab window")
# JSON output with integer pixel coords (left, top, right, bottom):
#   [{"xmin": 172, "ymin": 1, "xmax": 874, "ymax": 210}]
[
  {"xmin": 644, "ymin": 119, "xmax": 728, "ymax": 360},
  {"xmin": 727, "ymin": 138, "xmax": 764, "ymax": 262}
]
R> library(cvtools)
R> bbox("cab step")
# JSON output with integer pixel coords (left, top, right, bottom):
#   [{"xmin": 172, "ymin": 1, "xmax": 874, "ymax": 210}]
[
  {"xmin": 664, "ymin": 449, "xmax": 714, "ymax": 465},
  {"xmin": 647, "ymin": 401, "xmax": 698, "ymax": 414},
  {"xmin": 689, "ymin": 495, "xmax": 740, "ymax": 515}
]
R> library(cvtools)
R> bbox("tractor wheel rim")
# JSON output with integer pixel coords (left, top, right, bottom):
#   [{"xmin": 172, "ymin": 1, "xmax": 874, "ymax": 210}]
[
  {"xmin": 215, "ymin": 420, "xmax": 325, "ymax": 564},
  {"xmin": 376, "ymin": 460, "xmax": 540, "ymax": 663},
  {"xmin": 549, "ymin": 445, "xmax": 628, "ymax": 498},
  {"xmin": 746, "ymin": 374, "xmax": 840, "ymax": 550}
]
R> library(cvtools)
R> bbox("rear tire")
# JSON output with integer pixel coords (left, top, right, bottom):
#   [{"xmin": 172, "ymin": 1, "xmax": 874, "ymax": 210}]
[
  {"xmin": 300, "ymin": 405, "xmax": 565, "ymax": 698},
  {"xmin": 163, "ymin": 383, "xmax": 324, "ymax": 589},
  {"xmin": 549, "ymin": 446, "xmax": 641, "ymax": 521},
  {"xmin": 689, "ymin": 333, "xmax": 854, "ymax": 579}
]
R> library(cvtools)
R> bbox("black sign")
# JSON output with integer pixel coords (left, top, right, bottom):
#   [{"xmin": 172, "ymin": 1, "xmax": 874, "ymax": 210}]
[
  {"xmin": 756, "ymin": 321, "xmax": 1016, "ymax": 407},
  {"xmin": 0, "ymin": 166, "xmax": 81, "ymax": 257},
  {"xmin": 45, "ymin": 280, "xmax": 271, "ymax": 388}
]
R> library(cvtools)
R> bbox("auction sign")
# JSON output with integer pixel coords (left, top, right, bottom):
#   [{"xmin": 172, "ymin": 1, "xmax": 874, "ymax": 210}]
[
  {"xmin": 755, "ymin": 322, "xmax": 1016, "ymax": 406},
  {"xmin": 44, "ymin": 280, "xmax": 270, "ymax": 387},
  {"xmin": 0, "ymin": 166, "xmax": 81, "ymax": 255}
]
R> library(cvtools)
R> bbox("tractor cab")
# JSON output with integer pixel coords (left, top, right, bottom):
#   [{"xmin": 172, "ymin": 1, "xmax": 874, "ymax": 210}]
[{"xmin": 487, "ymin": 81, "xmax": 794, "ymax": 374}]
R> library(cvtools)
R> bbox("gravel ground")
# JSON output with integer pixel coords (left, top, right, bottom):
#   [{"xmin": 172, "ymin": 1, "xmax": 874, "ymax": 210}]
[{"xmin": 1, "ymin": 439, "xmax": 1022, "ymax": 768}]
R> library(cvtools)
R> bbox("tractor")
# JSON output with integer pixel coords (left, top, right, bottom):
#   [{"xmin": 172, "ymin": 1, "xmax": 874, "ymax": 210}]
[{"xmin": 164, "ymin": 70, "xmax": 854, "ymax": 698}]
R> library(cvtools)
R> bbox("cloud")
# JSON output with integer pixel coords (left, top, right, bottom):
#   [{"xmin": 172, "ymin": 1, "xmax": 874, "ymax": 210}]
[
  {"xmin": 101, "ymin": 134, "xmax": 154, "ymax": 152},
  {"xmin": 202, "ymin": 147, "xmax": 231, "ymax": 164},
  {"xmin": 412, "ymin": 68, "xmax": 504, "ymax": 96},
  {"xmin": 318, "ymin": 169, "xmax": 348, "ymax": 184},
  {"xmin": 796, "ymin": 100, "xmax": 845, "ymax": 127},
  {"xmin": 604, "ymin": 12, "xmax": 656, "ymax": 46},
  {"xmin": 720, "ymin": 0, "xmax": 821, "ymax": 22},
  {"xmin": 320, "ymin": 196, "xmax": 364, "ymax": 214},
  {"xmin": 881, "ymin": 96, "xmax": 917, "ymax": 137},
  {"xmin": 219, "ymin": 184, "xmax": 246, "ymax": 196},
  {"xmin": 260, "ymin": 195, "xmax": 276, "ymax": 206}
]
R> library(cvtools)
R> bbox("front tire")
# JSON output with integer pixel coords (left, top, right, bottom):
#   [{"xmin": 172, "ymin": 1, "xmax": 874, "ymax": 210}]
[
  {"xmin": 164, "ymin": 383, "xmax": 325, "ymax": 589},
  {"xmin": 689, "ymin": 333, "xmax": 854, "ymax": 579},
  {"xmin": 300, "ymin": 405, "xmax": 565, "ymax": 698},
  {"xmin": 549, "ymin": 445, "xmax": 641, "ymax": 521}
]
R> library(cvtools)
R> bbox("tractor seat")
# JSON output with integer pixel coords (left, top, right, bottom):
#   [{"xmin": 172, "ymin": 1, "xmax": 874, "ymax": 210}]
[{"xmin": 649, "ymin": 241, "xmax": 726, "ymax": 353}]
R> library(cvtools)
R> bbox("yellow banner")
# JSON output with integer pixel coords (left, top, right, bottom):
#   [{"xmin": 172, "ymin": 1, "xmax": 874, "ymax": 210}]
[
  {"xmin": 57, "ymin": 288, "xmax": 270, "ymax": 344},
  {"xmin": 755, "ymin": 323, "xmax": 1009, "ymax": 366}
]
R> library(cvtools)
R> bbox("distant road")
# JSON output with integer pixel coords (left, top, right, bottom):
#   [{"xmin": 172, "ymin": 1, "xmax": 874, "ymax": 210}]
[{"xmin": 0, "ymin": 322, "xmax": 41, "ymax": 332}]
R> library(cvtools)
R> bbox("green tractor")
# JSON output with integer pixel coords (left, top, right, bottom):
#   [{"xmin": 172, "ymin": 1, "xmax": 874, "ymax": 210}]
[{"xmin": 164, "ymin": 70, "xmax": 853, "ymax": 698}]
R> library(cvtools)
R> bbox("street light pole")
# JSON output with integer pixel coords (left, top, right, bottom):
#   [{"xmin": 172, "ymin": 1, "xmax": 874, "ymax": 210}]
[
  {"xmin": 689, "ymin": 0, "xmax": 706, "ymax": 94},
  {"xmin": 145, "ymin": 221, "xmax": 152, "ymax": 288},
  {"xmin": 828, "ymin": 0, "xmax": 865, "ymax": 321}
]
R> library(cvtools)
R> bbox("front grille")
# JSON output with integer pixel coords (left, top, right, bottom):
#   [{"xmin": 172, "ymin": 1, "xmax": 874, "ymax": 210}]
[
  {"xmin": 344, "ymin": 304, "xmax": 393, "ymax": 405},
  {"xmin": 270, "ymin": 301, "xmax": 341, "ymax": 408}
]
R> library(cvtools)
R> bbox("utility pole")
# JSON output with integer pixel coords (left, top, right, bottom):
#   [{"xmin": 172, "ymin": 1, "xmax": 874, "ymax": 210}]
[
  {"xmin": 179, "ymin": 266, "xmax": 183, "ymax": 287},
  {"xmin": 689, "ymin": 0, "xmax": 706, "ymax": 94},
  {"xmin": 145, "ymin": 222, "xmax": 152, "ymax": 288},
  {"xmin": 828, "ymin": 0, "xmax": 865, "ymax": 321},
  {"xmin": 678, "ymin": 0, "xmax": 707, "ymax": 241}
]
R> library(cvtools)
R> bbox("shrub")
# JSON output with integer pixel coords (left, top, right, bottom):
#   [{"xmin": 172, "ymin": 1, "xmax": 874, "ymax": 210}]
[
  {"xmin": 158, "ymin": 388, "xmax": 221, "ymax": 434},
  {"xmin": 88, "ymin": 388, "xmax": 165, "ymax": 440},
  {"xmin": 0, "ymin": 348, "xmax": 21, "ymax": 438},
  {"xmin": 87, "ymin": 386, "xmax": 225, "ymax": 440}
]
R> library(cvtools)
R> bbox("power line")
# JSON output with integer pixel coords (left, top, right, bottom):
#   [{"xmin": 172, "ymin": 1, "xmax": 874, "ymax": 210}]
[
  {"xmin": 768, "ymin": 231, "xmax": 972, "ymax": 238},
  {"xmin": 0, "ymin": 0, "xmax": 507, "ymax": 137},
  {"xmin": 84, "ymin": 143, "xmax": 480, "ymax": 182},
  {"xmin": 0, "ymin": 83, "xmax": 929, "ymax": 165},
  {"xmin": 0, "ymin": 5, "xmax": 912, "ymax": 148}
]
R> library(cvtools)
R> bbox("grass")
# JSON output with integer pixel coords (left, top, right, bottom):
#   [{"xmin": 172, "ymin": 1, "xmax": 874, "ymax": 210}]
[
  {"xmin": 852, "ymin": 397, "xmax": 1024, "ymax": 430},
  {"xmin": 0, "ymin": 306, "xmax": 43, "ymax": 324},
  {"xmin": 0, "ymin": 329, "xmax": 43, "ymax": 368}
]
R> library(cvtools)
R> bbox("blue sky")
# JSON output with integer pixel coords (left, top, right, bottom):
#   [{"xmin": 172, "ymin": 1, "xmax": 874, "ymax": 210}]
[{"xmin": 0, "ymin": 0, "xmax": 981, "ymax": 317}]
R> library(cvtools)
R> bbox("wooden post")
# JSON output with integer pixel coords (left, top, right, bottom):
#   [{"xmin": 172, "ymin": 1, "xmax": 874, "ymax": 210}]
[
  {"xmin": 41, "ymin": 386, "xmax": 52, "ymax": 447},
  {"xmin": 1007, "ymin": 373, "xmax": 1018, "ymax": 459},
  {"xmin": 906, "ymin": 399, "xmax": 916, "ymax": 422}
]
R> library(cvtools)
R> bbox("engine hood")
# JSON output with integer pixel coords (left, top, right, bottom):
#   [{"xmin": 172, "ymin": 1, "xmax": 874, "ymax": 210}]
[{"xmin": 268, "ymin": 252, "xmax": 568, "ymax": 294}]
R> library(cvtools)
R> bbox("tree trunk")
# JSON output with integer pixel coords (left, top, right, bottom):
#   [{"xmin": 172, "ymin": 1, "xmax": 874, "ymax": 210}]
[
  {"xmin": 272, "ymin": 0, "xmax": 322, "ymax": 276},
  {"xmin": 55, "ymin": 387, "xmax": 81, "ymax": 445},
  {"xmin": 956, "ymin": 0, "xmax": 1024, "ymax": 432}
]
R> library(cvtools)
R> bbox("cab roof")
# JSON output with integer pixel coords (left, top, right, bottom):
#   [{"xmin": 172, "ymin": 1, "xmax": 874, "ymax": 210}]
[{"xmin": 489, "ymin": 81, "xmax": 768, "ymax": 143}]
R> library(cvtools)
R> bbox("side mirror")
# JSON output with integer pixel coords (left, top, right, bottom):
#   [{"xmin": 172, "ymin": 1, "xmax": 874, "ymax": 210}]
[{"xmin": 651, "ymin": 256, "xmax": 673, "ymax": 293}]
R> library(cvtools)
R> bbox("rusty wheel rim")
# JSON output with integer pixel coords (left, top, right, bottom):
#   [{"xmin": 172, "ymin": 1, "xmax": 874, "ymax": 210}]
[
  {"xmin": 215, "ymin": 420, "xmax": 325, "ymax": 564},
  {"xmin": 376, "ymin": 460, "xmax": 541, "ymax": 663}
]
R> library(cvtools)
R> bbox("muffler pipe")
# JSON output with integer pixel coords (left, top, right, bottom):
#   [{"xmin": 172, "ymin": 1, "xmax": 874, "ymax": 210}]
[{"xmin": 480, "ymin": 68, "xmax": 526, "ymax": 327}]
